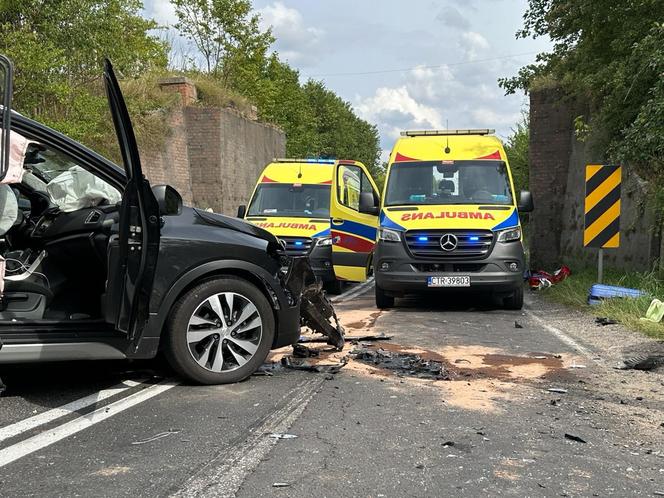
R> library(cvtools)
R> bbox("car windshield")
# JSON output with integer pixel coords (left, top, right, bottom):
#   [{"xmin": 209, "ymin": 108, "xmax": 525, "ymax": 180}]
[
  {"xmin": 247, "ymin": 183, "xmax": 331, "ymax": 218},
  {"xmin": 385, "ymin": 160, "xmax": 513, "ymax": 206}
]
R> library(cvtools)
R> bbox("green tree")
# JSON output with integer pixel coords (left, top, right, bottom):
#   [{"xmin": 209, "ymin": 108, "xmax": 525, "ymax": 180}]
[
  {"xmin": 500, "ymin": 1, "xmax": 664, "ymax": 182},
  {"xmin": 0, "ymin": 0, "xmax": 168, "ymax": 151},
  {"xmin": 172, "ymin": 0, "xmax": 273, "ymax": 84}
]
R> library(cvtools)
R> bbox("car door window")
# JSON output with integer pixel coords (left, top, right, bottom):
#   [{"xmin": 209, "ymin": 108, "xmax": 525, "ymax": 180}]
[
  {"xmin": 24, "ymin": 145, "xmax": 121, "ymax": 212},
  {"xmin": 338, "ymin": 165, "xmax": 362, "ymax": 211}
]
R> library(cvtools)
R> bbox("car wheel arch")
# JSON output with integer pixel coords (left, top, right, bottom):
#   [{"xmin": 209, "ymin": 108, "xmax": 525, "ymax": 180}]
[{"xmin": 152, "ymin": 261, "xmax": 284, "ymax": 347}]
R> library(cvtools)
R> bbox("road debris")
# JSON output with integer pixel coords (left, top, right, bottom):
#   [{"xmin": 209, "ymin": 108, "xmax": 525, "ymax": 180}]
[
  {"xmin": 272, "ymin": 482, "xmax": 290, "ymax": 488},
  {"xmin": 547, "ymin": 388, "xmax": 568, "ymax": 394},
  {"xmin": 528, "ymin": 265, "xmax": 571, "ymax": 290},
  {"xmin": 280, "ymin": 356, "xmax": 348, "ymax": 374},
  {"xmin": 564, "ymin": 433, "xmax": 587, "ymax": 444},
  {"xmin": 641, "ymin": 298, "xmax": 664, "ymax": 323},
  {"xmin": 595, "ymin": 317, "xmax": 619, "ymax": 326},
  {"xmin": 297, "ymin": 333, "xmax": 392, "ymax": 344},
  {"xmin": 588, "ymin": 283, "xmax": 646, "ymax": 305},
  {"xmin": 284, "ymin": 256, "xmax": 345, "ymax": 350},
  {"xmin": 351, "ymin": 347, "xmax": 455, "ymax": 380},
  {"xmin": 618, "ymin": 354, "xmax": 664, "ymax": 371},
  {"xmin": 268, "ymin": 433, "xmax": 298, "ymax": 439},
  {"xmin": 131, "ymin": 429, "xmax": 181, "ymax": 445},
  {"xmin": 514, "ymin": 320, "xmax": 524, "ymax": 329},
  {"xmin": 292, "ymin": 344, "xmax": 320, "ymax": 358}
]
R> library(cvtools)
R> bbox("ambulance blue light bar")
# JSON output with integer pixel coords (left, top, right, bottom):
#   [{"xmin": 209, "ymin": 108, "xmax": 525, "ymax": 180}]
[
  {"xmin": 274, "ymin": 158, "xmax": 335, "ymax": 164},
  {"xmin": 400, "ymin": 129, "xmax": 494, "ymax": 137}
]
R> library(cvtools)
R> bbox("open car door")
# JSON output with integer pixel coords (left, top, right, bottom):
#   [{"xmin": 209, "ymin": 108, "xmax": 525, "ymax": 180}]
[
  {"xmin": 0, "ymin": 54, "xmax": 12, "ymax": 182},
  {"xmin": 330, "ymin": 161, "xmax": 380, "ymax": 282},
  {"xmin": 103, "ymin": 59, "xmax": 160, "ymax": 340}
]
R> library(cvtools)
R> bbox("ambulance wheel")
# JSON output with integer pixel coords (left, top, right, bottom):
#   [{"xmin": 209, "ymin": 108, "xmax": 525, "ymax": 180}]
[
  {"xmin": 503, "ymin": 285, "xmax": 524, "ymax": 310},
  {"xmin": 324, "ymin": 279, "xmax": 343, "ymax": 295},
  {"xmin": 375, "ymin": 283, "xmax": 394, "ymax": 309}
]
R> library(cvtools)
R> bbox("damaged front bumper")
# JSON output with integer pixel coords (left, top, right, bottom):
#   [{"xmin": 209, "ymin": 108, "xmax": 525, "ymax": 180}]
[{"xmin": 282, "ymin": 256, "xmax": 345, "ymax": 350}]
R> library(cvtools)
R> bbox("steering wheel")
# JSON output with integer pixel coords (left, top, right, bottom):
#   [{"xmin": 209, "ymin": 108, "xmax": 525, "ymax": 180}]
[{"xmin": 471, "ymin": 190, "xmax": 494, "ymax": 202}]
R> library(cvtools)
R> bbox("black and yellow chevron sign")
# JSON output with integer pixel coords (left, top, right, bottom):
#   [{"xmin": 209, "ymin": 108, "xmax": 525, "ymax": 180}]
[{"xmin": 584, "ymin": 164, "xmax": 621, "ymax": 248}]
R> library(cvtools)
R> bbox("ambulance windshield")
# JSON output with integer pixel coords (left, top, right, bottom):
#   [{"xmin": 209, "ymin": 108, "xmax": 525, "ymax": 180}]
[
  {"xmin": 247, "ymin": 183, "xmax": 331, "ymax": 217},
  {"xmin": 385, "ymin": 160, "xmax": 513, "ymax": 207}
]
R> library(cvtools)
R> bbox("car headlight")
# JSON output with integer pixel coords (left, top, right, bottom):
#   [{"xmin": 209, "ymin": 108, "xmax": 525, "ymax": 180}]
[
  {"xmin": 316, "ymin": 235, "xmax": 340, "ymax": 246},
  {"xmin": 378, "ymin": 227, "xmax": 402, "ymax": 242},
  {"xmin": 496, "ymin": 227, "xmax": 522, "ymax": 242}
]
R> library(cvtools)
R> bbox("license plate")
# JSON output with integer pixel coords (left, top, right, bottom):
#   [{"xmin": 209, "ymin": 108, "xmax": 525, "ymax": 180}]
[{"xmin": 427, "ymin": 276, "xmax": 471, "ymax": 287}]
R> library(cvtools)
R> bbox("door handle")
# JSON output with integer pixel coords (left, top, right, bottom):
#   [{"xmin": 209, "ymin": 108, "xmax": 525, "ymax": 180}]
[{"xmin": 331, "ymin": 218, "xmax": 344, "ymax": 225}]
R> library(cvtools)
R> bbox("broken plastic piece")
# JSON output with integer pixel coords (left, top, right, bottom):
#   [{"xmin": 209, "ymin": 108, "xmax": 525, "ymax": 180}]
[
  {"xmin": 564, "ymin": 433, "xmax": 587, "ymax": 443},
  {"xmin": 268, "ymin": 433, "xmax": 298, "ymax": 439},
  {"xmin": 292, "ymin": 344, "xmax": 320, "ymax": 358},
  {"xmin": 547, "ymin": 388, "xmax": 568, "ymax": 394},
  {"xmin": 641, "ymin": 298, "xmax": 664, "ymax": 323},
  {"xmin": 280, "ymin": 356, "xmax": 347, "ymax": 374},
  {"xmin": 595, "ymin": 317, "xmax": 618, "ymax": 326}
]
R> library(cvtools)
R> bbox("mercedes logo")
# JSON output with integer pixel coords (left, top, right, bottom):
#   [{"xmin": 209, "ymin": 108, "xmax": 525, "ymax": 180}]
[{"xmin": 439, "ymin": 233, "xmax": 458, "ymax": 251}]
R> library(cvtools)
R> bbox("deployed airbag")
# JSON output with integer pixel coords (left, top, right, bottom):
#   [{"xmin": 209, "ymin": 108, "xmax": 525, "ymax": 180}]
[{"xmin": 46, "ymin": 165, "xmax": 121, "ymax": 212}]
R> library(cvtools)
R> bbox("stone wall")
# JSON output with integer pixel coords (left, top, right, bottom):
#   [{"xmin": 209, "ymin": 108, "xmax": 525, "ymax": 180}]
[
  {"xmin": 528, "ymin": 88, "xmax": 662, "ymax": 271},
  {"xmin": 141, "ymin": 79, "xmax": 286, "ymax": 216}
]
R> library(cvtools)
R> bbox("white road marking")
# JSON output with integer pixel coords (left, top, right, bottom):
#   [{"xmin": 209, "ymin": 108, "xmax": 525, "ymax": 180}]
[
  {"xmin": 0, "ymin": 379, "xmax": 142, "ymax": 444},
  {"xmin": 174, "ymin": 377, "xmax": 324, "ymax": 498},
  {"xmin": 332, "ymin": 277, "xmax": 375, "ymax": 303},
  {"xmin": 0, "ymin": 380, "xmax": 178, "ymax": 468},
  {"xmin": 524, "ymin": 309, "xmax": 602, "ymax": 363}
]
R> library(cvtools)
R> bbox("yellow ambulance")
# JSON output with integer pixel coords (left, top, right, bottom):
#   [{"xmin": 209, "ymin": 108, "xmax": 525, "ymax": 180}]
[
  {"xmin": 375, "ymin": 129, "xmax": 534, "ymax": 309},
  {"xmin": 239, "ymin": 159, "xmax": 381, "ymax": 293}
]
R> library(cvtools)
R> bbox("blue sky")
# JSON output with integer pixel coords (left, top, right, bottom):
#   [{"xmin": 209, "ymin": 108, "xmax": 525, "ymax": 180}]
[{"xmin": 143, "ymin": 0, "xmax": 551, "ymax": 156}]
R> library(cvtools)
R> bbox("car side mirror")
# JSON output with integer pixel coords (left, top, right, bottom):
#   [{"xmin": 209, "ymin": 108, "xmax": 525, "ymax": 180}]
[
  {"xmin": 237, "ymin": 204, "xmax": 247, "ymax": 218},
  {"xmin": 518, "ymin": 190, "xmax": 534, "ymax": 213},
  {"xmin": 359, "ymin": 191, "xmax": 379, "ymax": 215},
  {"xmin": 151, "ymin": 184, "xmax": 182, "ymax": 216}
]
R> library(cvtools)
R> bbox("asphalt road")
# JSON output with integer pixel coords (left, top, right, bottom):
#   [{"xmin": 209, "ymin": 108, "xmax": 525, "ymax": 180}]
[{"xmin": 1, "ymin": 282, "xmax": 663, "ymax": 497}]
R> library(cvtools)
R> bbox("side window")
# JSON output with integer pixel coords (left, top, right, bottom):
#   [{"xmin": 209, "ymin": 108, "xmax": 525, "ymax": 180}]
[
  {"xmin": 23, "ymin": 144, "xmax": 121, "ymax": 212},
  {"xmin": 337, "ymin": 165, "xmax": 362, "ymax": 211}
]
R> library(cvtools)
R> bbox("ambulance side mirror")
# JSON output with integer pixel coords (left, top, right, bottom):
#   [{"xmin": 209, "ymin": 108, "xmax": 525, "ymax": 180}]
[
  {"xmin": 237, "ymin": 204, "xmax": 247, "ymax": 218},
  {"xmin": 359, "ymin": 192, "xmax": 379, "ymax": 216},
  {"xmin": 518, "ymin": 191, "xmax": 534, "ymax": 213}
]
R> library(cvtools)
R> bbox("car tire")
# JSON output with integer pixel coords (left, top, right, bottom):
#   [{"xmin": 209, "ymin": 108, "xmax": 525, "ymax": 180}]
[
  {"xmin": 375, "ymin": 283, "xmax": 394, "ymax": 309},
  {"xmin": 503, "ymin": 285, "xmax": 524, "ymax": 310},
  {"xmin": 324, "ymin": 279, "xmax": 343, "ymax": 295},
  {"xmin": 164, "ymin": 277, "xmax": 275, "ymax": 384}
]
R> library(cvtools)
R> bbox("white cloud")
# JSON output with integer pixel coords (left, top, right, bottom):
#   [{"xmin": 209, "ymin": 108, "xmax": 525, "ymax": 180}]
[
  {"xmin": 257, "ymin": 2, "xmax": 324, "ymax": 66},
  {"xmin": 144, "ymin": 0, "xmax": 178, "ymax": 25},
  {"xmin": 460, "ymin": 31, "xmax": 490, "ymax": 59},
  {"xmin": 355, "ymin": 86, "xmax": 443, "ymax": 148}
]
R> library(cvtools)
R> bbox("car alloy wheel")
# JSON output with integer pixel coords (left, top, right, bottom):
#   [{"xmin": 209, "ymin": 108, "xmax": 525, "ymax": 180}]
[{"xmin": 186, "ymin": 292, "xmax": 263, "ymax": 373}]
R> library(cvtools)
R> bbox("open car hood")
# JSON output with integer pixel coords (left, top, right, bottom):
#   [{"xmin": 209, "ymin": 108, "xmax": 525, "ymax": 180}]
[{"xmin": 194, "ymin": 209, "xmax": 279, "ymax": 244}]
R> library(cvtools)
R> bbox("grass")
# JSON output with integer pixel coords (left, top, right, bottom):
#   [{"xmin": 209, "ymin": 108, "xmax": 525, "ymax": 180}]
[{"xmin": 543, "ymin": 267, "xmax": 664, "ymax": 340}]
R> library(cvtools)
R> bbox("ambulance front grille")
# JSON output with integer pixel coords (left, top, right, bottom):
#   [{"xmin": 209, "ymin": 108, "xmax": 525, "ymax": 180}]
[
  {"xmin": 405, "ymin": 230, "xmax": 494, "ymax": 259},
  {"xmin": 278, "ymin": 236, "xmax": 314, "ymax": 255}
]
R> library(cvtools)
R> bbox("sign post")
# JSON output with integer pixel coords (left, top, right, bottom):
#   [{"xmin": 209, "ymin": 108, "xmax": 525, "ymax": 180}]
[{"xmin": 584, "ymin": 164, "xmax": 622, "ymax": 283}]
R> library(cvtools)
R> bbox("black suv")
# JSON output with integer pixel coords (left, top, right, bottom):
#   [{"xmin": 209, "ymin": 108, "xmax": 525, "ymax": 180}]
[{"xmin": 0, "ymin": 57, "xmax": 300, "ymax": 384}]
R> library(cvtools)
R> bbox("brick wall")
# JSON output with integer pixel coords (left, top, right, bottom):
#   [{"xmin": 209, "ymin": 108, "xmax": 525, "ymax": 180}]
[
  {"xmin": 528, "ymin": 88, "xmax": 574, "ymax": 269},
  {"xmin": 140, "ymin": 79, "xmax": 286, "ymax": 216},
  {"xmin": 529, "ymin": 88, "xmax": 661, "ymax": 271}
]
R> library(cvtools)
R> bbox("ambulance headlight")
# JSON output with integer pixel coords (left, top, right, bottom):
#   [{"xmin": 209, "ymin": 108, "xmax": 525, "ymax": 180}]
[
  {"xmin": 316, "ymin": 235, "xmax": 340, "ymax": 246},
  {"xmin": 379, "ymin": 228, "xmax": 402, "ymax": 242},
  {"xmin": 496, "ymin": 227, "xmax": 522, "ymax": 243}
]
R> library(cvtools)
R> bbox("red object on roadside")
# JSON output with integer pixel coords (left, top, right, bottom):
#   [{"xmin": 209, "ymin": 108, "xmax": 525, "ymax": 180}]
[{"xmin": 528, "ymin": 265, "xmax": 571, "ymax": 290}]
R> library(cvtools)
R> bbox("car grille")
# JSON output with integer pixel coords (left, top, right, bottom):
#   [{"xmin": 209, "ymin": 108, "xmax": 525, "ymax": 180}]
[
  {"xmin": 405, "ymin": 230, "xmax": 494, "ymax": 259},
  {"xmin": 278, "ymin": 236, "xmax": 313, "ymax": 255}
]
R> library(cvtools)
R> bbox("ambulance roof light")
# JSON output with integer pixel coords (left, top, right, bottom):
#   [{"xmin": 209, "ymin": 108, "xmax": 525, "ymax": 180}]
[
  {"xmin": 400, "ymin": 129, "xmax": 495, "ymax": 137},
  {"xmin": 273, "ymin": 158, "xmax": 336, "ymax": 164}
]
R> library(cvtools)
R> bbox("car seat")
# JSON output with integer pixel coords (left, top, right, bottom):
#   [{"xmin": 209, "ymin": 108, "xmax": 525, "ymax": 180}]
[{"xmin": 0, "ymin": 180, "xmax": 52, "ymax": 320}]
